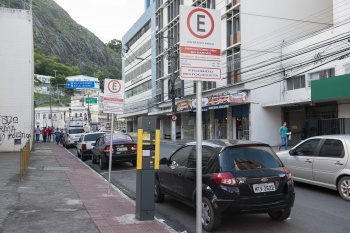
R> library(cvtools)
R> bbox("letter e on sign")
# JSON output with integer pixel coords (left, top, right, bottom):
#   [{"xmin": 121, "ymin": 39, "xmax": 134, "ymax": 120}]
[
  {"xmin": 108, "ymin": 80, "xmax": 122, "ymax": 94},
  {"xmin": 187, "ymin": 8, "xmax": 215, "ymax": 39}
]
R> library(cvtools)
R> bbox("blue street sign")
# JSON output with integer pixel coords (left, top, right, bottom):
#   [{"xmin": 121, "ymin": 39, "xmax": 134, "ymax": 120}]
[{"xmin": 66, "ymin": 81, "xmax": 95, "ymax": 89}]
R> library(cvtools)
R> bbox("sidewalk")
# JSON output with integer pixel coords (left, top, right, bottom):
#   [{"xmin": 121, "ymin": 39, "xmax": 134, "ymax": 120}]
[{"xmin": 0, "ymin": 142, "xmax": 176, "ymax": 233}]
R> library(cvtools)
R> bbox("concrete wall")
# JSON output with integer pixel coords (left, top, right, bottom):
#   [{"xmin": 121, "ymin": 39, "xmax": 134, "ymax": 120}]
[{"xmin": 0, "ymin": 8, "xmax": 34, "ymax": 151}]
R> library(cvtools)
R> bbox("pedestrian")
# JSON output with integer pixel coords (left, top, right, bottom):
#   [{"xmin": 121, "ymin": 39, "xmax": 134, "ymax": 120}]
[
  {"xmin": 47, "ymin": 126, "xmax": 52, "ymax": 142},
  {"xmin": 54, "ymin": 128, "xmax": 61, "ymax": 145},
  {"xmin": 34, "ymin": 125, "xmax": 41, "ymax": 142},
  {"xmin": 42, "ymin": 127, "xmax": 48, "ymax": 142},
  {"xmin": 122, "ymin": 127, "xmax": 126, "ymax": 133},
  {"xmin": 278, "ymin": 122, "xmax": 288, "ymax": 151}
]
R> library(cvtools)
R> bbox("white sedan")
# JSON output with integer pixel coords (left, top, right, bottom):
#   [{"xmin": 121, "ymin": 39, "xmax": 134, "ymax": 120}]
[
  {"xmin": 76, "ymin": 132, "xmax": 105, "ymax": 161},
  {"xmin": 276, "ymin": 135, "xmax": 350, "ymax": 201}
]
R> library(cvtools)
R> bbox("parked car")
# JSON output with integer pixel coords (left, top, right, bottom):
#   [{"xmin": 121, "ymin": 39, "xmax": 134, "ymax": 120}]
[
  {"xmin": 155, "ymin": 140, "xmax": 295, "ymax": 232},
  {"xmin": 62, "ymin": 127, "xmax": 85, "ymax": 148},
  {"xmin": 91, "ymin": 133, "xmax": 137, "ymax": 169},
  {"xmin": 276, "ymin": 135, "xmax": 350, "ymax": 201},
  {"xmin": 76, "ymin": 132, "xmax": 106, "ymax": 161}
]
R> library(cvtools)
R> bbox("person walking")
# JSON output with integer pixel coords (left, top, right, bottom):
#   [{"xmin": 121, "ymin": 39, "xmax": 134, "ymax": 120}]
[
  {"xmin": 54, "ymin": 128, "xmax": 61, "ymax": 145},
  {"xmin": 278, "ymin": 122, "xmax": 288, "ymax": 151},
  {"xmin": 42, "ymin": 127, "xmax": 48, "ymax": 142},
  {"xmin": 34, "ymin": 125, "xmax": 41, "ymax": 142},
  {"xmin": 47, "ymin": 126, "xmax": 52, "ymax": 142}
]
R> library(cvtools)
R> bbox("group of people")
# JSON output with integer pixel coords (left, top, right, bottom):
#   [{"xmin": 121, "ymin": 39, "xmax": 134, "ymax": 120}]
[{"xmin": 34, "ymin": 126, "xmax": 64, "ymax": 144}]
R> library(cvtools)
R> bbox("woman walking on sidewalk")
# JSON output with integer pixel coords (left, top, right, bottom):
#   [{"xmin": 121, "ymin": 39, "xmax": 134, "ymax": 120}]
[{"xmin": 47, "ymin": 126, "xmax": 52, "ymax": 142}]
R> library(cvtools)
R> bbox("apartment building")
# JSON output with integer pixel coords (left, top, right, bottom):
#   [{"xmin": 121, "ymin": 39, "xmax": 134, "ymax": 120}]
[{"xmin": 121, "ymin": 0, "xmax": 344, "ymax": 146}]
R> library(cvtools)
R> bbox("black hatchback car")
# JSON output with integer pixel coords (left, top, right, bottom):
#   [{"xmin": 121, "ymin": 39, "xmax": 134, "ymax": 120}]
[
  {"xmin": 155, "ymin": 140, "xmax": 295, "ymax": 232},
  {"xmin": 91, "ymin": 134, "xmax": 137, "ymax": 169}
]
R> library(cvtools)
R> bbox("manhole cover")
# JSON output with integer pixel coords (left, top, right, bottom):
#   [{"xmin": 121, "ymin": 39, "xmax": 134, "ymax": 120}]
[{"xmin": 43, "ymin": 166, "xmax": 70, "ymax": 171}]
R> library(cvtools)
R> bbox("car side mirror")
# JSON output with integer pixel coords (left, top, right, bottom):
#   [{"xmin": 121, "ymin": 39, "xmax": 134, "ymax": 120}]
[
  {"xmin": 289, "ymin": 150, "xmax": 296, "ymax": 155},
  {"xmin": 160, "ymin": 157, "xmax": 168, "ymax": 165}
]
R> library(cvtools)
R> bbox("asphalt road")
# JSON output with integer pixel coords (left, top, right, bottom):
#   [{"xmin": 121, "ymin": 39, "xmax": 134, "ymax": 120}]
[{"xmin": 68, "ymin": 143, "xmax": 350, "ymax": 233}]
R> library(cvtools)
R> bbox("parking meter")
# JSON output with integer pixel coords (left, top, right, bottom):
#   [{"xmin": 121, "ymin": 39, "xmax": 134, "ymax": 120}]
[{"xmin": 135, "ymin": 116, "xmax": 160, "ymax": 221}]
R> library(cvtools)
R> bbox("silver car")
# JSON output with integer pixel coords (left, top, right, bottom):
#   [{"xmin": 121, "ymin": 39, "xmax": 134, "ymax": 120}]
[{"xmin": 276, "ymin": 135, "xmax": 350, "ymax": 201}]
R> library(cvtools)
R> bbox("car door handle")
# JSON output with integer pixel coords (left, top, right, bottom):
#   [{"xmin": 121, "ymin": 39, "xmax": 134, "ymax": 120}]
[
  {"xmin": 305, "ymin": 160, "xmax": 312, "ymax": 163},
  {"xmin": 177, "ymin": 173, "xmax": 183, "ymax": 176},
  {"xmin": 334, "ymin": 162, "xmax": 344, "ymax": 166}
]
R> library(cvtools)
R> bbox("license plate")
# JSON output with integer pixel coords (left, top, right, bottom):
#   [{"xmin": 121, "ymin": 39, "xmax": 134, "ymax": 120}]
[
  {"xmin": 117, "ymin": 147, "xmax": 128, "ymax": 151},
  {"xmin": 253, "ymin": 182, "xmax": 276, "ymax": 193}
]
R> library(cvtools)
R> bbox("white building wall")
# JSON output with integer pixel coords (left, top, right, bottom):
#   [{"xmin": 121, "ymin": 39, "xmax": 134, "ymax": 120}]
[
  {"xmin": 0, "ymin": 8, "xmax": 34, "ymax": 151},
  {"xmin": 239, "ymin": 0, "xmax": 333, "ymax": 146}
]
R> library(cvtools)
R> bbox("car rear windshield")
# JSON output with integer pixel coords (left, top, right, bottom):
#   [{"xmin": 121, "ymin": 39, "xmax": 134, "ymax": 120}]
[
  {"xmin": 69, "ymin": 129, "xmax": 85, "ymax": 134},
  {"xmin": 219, "ymin": 146, "xmax": 282, "ymax": 171},
  {"xmin": 105, "ymin": 134, "xmax": 133, "ymax": 143},
  {"xmin": 84, "ymin": 133, "xmax": 104, "ymax": 141}
]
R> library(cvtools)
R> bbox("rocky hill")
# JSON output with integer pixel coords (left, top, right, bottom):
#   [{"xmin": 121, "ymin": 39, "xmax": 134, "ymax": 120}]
[{"xmin": 0, "ymin": 0, "xmax": 121, "ymax": 77}]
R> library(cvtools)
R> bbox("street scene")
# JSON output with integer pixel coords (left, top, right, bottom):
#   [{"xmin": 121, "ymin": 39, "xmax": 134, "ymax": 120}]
[{"xmin": 1, "ymin": 0, "xmax": 350, "ymax": 232}]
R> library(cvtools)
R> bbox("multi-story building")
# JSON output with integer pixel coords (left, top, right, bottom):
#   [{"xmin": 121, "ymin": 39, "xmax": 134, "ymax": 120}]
[{"xmin": 121, "ymin": 0, "xmax": 350, "ymax": 147}]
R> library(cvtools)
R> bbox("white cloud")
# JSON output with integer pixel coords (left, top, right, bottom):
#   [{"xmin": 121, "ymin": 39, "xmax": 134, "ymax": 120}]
[{"xmin": 53, "ymin": 0, "xmax": 145, "ymax": 43}]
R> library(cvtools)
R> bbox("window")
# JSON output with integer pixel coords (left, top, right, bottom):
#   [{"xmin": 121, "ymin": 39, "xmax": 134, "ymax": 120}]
[
  {"xmin": 294, "ymin": 139, "xmax": 321, "ymax": 156},
  {"xmin": 318, "ymin": 139, "xmax": 344, "ymax": 158},
  {"xmin": 308, "ymin": 68, "xmax": 335, "ymax": 86},
  {"xmin": 220, "ymin": 146, "xmax": 282, "ymax": 171},
  {"xmin": 287, "ymin": 75, "xmax": 305, "ymax": 90},
  {"xmin": 169, "ymin": 146, "xmax": 193, "ymax": 167},
  {"xmin": 69, "ymin": 129, "xmax": 85, "ymax": 134},
  {"xmin": 187, "ymin": 147, "xmax": 214, "ymax": 168}
]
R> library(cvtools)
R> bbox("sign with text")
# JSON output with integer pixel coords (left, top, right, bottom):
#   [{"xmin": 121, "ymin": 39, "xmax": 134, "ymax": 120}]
[
  {"xmin": 180, "ymin": 5, "xmax": 221, "ymax": 81},
  {"xmin": 103, "ymin": 79, "xmax": 124, "ymax": 114},
  {"xmin": 66, "ymin": 81, "xmax": 95, "ymax": 88},
  {"xmin": 85, "ymin": 97, "xmax": 98, "ymax": 104}
]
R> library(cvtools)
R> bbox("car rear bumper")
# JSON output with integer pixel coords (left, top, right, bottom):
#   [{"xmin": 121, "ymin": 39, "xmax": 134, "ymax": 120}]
[
  {"xmin": 103, "ymin": 153, "xmax": 137, "ymax": 163},
  {"xmin": 214, "ymin": 192, "xmax": 295, "ymax": 217}
]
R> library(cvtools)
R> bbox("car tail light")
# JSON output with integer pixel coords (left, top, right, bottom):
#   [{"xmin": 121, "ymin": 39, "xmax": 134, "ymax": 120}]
[
  {"xmin": 283, "ymin": 167, "xmax": 292, "ymax": 181},
  {"xmin": 104, "ymin": 146, "xmax": 114, "ymax": 153},
  {"xmin": 213, "ymin": 172, "xmax": 237, "ymax": 187},
  {"xmin": 82, "ymin": 144, "xmax": 86, "ymax": 150},
  {"xmin": 131, "ymin": 145, "xmax": 137, "ymax": 151},
  {"xmin": 66, "ymin": 134, "xmax": 69, "ymax": 138}
]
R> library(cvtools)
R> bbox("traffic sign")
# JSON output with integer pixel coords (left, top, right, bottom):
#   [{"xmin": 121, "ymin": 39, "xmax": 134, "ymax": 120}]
[
  {"xmin": 180, "ymin": 6, "xmax": 221, "ymax": 81},
  {"xmin": 85, "ymin": 97, "xmax": 98, "ymax": 104},
  {"xmin": 172, "ymin": 115, "xmax": 177, "ymax": 121},
  {"xmin": 66, "ymin": 81, "xmax": 95, "ymax": 88},
  {"xmin": 103, "ymin": 79, "xmax": 124, "ymax": 114}
]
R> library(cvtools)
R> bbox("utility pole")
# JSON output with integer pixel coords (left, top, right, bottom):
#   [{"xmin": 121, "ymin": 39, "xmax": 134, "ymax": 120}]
[{"xmin": 168, "ymin": 37, "xmax": 177, "ymax": 143}]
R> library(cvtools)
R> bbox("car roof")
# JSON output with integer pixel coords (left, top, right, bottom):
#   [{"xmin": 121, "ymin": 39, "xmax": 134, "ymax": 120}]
[
  {"xmin": 83, "ymin": 132, "xmax": 105, "ymax": 136},
  {"xmin": 307, "ymin": 135, "xmax": 350, "ymax": 139},
  {"xmin": 185, "ymin": 139, "xmax": 269, "ymax": 149}
]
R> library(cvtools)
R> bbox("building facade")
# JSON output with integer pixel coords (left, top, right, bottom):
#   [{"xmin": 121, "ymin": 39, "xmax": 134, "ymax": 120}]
[
  {"xmin": 0, "ymin": 7, "xmax": 34, "ymax": 151},
  {"xmin": 121, "ymin": 0, "xmax": 350, "ymax": 147}
]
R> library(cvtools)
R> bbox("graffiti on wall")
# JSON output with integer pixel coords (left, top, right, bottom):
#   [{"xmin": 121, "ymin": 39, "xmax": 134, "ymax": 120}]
[{"xmin": 0, "ymin": 115, "xmax": 31, "ymax": 145}]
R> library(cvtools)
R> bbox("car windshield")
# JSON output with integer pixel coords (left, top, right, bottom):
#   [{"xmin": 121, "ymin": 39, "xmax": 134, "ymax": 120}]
[
  {"xmin": 105, "ymin": 134, "xmax": 133, "ymax": 143},
  {"xmin": 84, "ymin": 133, "xmax": 104, "ymax": 141},
  {"xmin": 220, "ymin": 146, "xmax": 282, "ymax": 171},
  {"xmin": 69, "ymin": 129, "xmax": 85, "ymax": 134}
]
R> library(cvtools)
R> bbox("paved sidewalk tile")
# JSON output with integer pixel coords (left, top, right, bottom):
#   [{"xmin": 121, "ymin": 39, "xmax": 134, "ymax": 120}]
[{"xmin": 48, "ymin": 143, "xmax": 175, "ymax": 233}]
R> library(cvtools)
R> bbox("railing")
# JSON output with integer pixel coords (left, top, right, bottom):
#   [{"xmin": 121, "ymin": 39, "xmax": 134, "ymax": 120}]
[{"xmin": 19, "ymin": 140, "xmax": 30, "ymax": 181}]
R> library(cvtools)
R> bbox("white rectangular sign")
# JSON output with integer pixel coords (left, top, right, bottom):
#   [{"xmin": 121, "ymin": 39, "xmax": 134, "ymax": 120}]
[
  {"xmin": 103, "ymin": 79, "xmax": 124, "ymax": 114},
  {"xmin": 180, "ymin": 5, "xmax": 221, "ymax": 81}
]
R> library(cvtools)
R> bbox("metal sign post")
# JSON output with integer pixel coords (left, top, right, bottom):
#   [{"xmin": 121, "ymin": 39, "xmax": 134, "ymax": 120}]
[
  {"xmin": 108, "ymin": 114, "xmax": 114, "ymax": 195},
  {"xmin": 196, "ymin": 81, "xmax": 202, "ymax": 233}
]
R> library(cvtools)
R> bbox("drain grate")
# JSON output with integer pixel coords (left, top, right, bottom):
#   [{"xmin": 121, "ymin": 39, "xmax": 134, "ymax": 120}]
[{"xmin": 43, "ymin": 166, "xmax": 70, "ymax": 171}]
